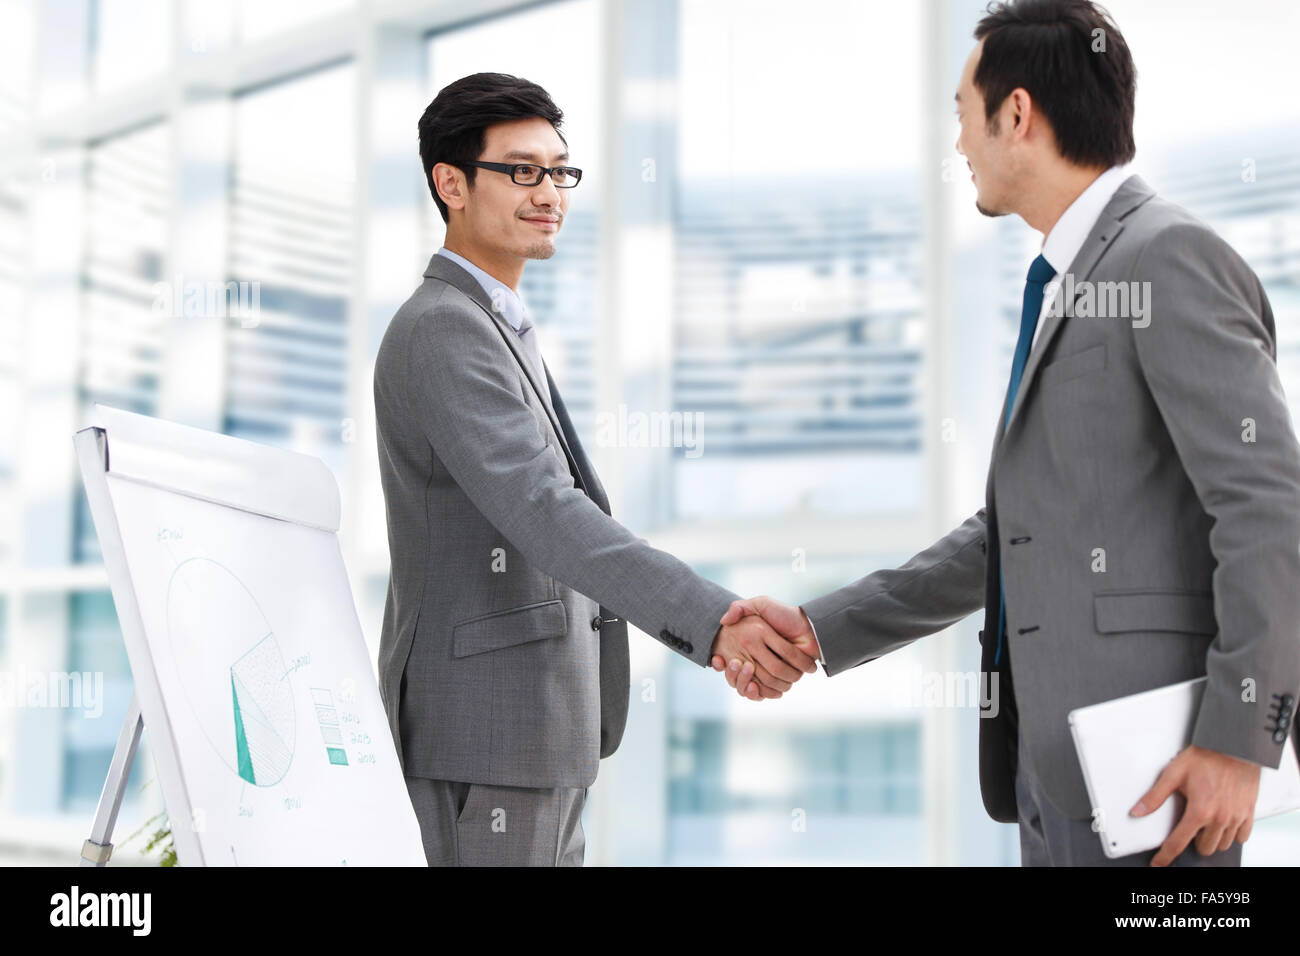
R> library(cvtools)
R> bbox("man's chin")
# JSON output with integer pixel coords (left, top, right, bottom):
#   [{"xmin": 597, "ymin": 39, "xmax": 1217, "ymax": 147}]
[
  {"xmin": 522, "ymin": 240, "xmax": 557, "ymax": 260},
  {"xmin": 975, "ymin": 198, "xmax": 1008, "ymax": 218}
]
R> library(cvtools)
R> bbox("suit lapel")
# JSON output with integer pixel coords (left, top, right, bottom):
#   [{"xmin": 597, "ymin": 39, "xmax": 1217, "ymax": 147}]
[
  {"xmin": 1002, "ymin": 174, "xmax": 1155, "ymax": 435},
  {"xmin": 545, "ymin": 367, "xmax": 610, "ymax": 512},
  {"xmin": 423, "ymin": 253, "xmax": 585, "ymax": 489}
]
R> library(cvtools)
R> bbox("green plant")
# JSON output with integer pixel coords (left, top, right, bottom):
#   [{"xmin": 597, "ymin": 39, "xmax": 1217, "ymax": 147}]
[{"xmin": 120, "ymin": 777, "xmax": 176, "ymax": 867}]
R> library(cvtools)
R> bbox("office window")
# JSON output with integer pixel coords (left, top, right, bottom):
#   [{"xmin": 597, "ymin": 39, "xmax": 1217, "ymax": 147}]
[
  {"xmin": 236, "ymin": 0, "xmax": 355, "ymax": 44},
  {"xmin": 226, "ymin": 62, "xmax": 355, "ymax": 477},
  {"xmin": 672, "ymin": 0, "xmax": 927, "ymax": 523},
  {"xmin": 0, "ymin": 137, "xmax": 24, "ymax": 565},
  {"xmin": 90, "ymin": 0, "xmax": 172, "ymax": 95},
  {"xmin": 62, "ymin": 590, "xmax": 143, "ymax": 810},
  {"xmin": 80, "ymin": 123, "xmax": 169, "ymax": 419},
  {"xmin": 669, "ymin": 720, "xmax": 920, "ymax": 815},
  {"xmin": 75, "ymin": 122, "xmax": 171, "ymax": 564}
]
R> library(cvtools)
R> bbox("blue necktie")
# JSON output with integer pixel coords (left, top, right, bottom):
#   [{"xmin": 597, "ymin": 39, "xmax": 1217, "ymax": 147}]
[{"xmin": 994, "ymin": 253, "xmax": 1055, "ymax": 666}]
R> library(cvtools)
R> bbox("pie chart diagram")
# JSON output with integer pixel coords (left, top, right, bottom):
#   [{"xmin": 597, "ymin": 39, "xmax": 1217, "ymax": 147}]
[{"xmin": 166, "ymin": 557, "xmax": 296, "ymax": 786}]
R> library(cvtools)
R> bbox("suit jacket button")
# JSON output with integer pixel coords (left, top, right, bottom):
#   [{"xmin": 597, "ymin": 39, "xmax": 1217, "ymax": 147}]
[
  {"xmin": 1282, "ymin": 693, "xmax": 1295, "ymax": 707},
  {"xmin": 659, "ymin": 628, "xmax": 671, "ymax": 640},
  {"xmin": 683, "ymin": 642, "xmax": 693, "ymax": 653},
  {"xmin": 1274, "ymin": 729, "xmax": 1288, "ymax": 744},
  {"xmin": 591, "ymin": 615, "xmax": 602, "ymax": 631},
  {"xmin": 1279, "ymin": 713, "xmax": 1291, "ymax": 730}
]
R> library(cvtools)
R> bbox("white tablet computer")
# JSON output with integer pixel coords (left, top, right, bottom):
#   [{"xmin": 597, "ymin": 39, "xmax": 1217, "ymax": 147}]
[{"xmin": 1068, "ymin": 676, "xmax": 1300, "ymax": 859}]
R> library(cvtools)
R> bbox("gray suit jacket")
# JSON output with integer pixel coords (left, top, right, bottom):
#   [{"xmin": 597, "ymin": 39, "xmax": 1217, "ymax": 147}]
[
  {"xmin": 373, "ymin": 253, "xmax": 738, "ymax": 789},
  {"xmin": 803, "ymin": 175, "xmax": 1300, "ymax": 822}
]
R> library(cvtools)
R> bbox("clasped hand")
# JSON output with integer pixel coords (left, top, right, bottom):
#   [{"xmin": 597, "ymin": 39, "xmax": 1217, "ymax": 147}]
[{"xmin": 707, "ymin": 595, "xmax": 821, "ymax": 701}]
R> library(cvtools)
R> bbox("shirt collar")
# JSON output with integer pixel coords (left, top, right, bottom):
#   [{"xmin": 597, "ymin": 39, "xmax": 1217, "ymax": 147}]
[
  {"xmin": 436, "ymin": 246, "xmax": 528, "ymax": 331},
  {"xmin": 1040, "ymin": 164, "xmax": 1133, "ymax": 276}
]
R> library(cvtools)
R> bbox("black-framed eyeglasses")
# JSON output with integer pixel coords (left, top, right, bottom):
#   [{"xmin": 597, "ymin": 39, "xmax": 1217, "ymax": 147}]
[{"xmin": 459, "ymin": 160, "xmax": 583, "ymax": 188}]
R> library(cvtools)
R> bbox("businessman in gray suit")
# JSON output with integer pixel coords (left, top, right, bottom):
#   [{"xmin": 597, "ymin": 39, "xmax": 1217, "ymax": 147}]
[
  {"xmin": 373, "ymin": 73, "xmax": 816, "ymax": 866},
  {"xmin": 718, "ymin": 0, "xmax": 1300, "ymax": 866}
]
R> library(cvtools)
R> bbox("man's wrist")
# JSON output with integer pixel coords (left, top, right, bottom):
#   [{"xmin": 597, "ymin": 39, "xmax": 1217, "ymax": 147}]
[
  {"xmin": 1192, "ymin": 743, "xmax": 1266, "ymax": 771},
  {"xmin": 799, "ymin": 607, "xmax": 824, "ymax": 664}
]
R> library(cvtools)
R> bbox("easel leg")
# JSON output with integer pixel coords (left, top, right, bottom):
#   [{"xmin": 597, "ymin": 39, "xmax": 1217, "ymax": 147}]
[{"xmin": 80, "ymin": 692, "xmax": 143, "ymax": 866}]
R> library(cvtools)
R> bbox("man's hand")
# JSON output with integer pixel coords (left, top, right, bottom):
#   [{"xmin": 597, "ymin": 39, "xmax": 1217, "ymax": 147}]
[
  {"xmin": 711, "ymin": 596, "xmax": 821, "ymax": 700},
  {"xmin": 1130, "ymin": 744, "xmax": 1262, "ymax": 867},
  {"xmin": 709, "ymin": 611, "xmax": 818, "ymax": 702}
]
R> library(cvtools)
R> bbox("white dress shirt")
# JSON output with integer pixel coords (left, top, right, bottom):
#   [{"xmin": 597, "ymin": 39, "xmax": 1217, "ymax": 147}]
[
  {"xmin": 1031, "ymin": 164, "xmax": 1133, "ymax": 352},
  {"xmin": 436, "ymin": 246, "xmax": 530, "ymax": 333}
]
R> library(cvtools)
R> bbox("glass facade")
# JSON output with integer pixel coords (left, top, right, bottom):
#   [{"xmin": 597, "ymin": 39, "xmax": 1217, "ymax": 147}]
[
  {"xmin": 225, "ymin": 62, "xmax": 356, "ymax": 480},
  {"xmin": 1, "ymin": 0, "xmax": 1297, "ymax": 866}
]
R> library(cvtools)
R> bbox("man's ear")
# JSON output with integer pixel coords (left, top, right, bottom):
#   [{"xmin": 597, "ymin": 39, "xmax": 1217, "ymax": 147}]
[
  {"xmin": 1008, "ymin": 88, "xmax": 1032, "ymax": 135},
  {"xmin": 434, "ymin": 163, "xmax": 466, "ymax": 212}
]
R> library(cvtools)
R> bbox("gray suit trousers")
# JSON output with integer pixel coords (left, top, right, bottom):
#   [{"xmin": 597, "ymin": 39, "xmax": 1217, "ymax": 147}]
[
  {"xmin": 404, "ymin": 775, "xmax": 587, "ymax": 866},
  {"xmin": 1014, "ymin": 732, "xmax": 1240, "ymax": 867}
]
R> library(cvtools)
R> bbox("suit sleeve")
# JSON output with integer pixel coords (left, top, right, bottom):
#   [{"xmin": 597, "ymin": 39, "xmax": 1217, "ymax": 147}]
[
  {"xmin": 1130, "ymin": 222, "xmax": 1300, "ymax": 769},
  {"xmin": 400, "ymin": 291, "xmax": 738, "ymax": 667},
  {"xmin": 801, "ymin": 509, "xmax": 988, "ymax": 676}
]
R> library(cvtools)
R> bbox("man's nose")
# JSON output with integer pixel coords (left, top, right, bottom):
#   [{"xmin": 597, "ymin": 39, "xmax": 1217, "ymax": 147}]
[{"xmin": 533, "ymin": 173, "xmax": 561, "ymax": 204}]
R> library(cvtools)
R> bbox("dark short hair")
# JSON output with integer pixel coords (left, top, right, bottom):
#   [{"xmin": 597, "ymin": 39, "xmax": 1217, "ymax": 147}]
[
  {"xmin": 974, "ymin": 0, "xmax": 1136, "ymax": 168},
  {"xmin": 417, "ymin": 72, "xmax": 567, "ymax": 224}
]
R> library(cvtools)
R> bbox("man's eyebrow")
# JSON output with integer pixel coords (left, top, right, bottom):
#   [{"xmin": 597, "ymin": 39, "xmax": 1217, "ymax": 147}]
[{"xmin": 502, "ymin": 149, "xmax": 570, "ymax": 163}]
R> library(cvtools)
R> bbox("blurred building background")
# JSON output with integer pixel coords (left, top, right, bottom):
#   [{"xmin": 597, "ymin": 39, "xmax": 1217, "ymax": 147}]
[{"xmin": 0, "ymin": 0, "xmax": 1297, "ymax": 865}]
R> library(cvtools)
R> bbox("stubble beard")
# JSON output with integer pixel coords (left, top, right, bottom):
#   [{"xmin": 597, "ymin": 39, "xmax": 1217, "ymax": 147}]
[{"xmin": 521, "ymin": 239, "xmax": 557, "ymax": 259}]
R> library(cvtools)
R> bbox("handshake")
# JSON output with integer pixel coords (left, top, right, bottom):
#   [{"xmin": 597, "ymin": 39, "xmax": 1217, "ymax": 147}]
[{"xmin": 708, "ymin": 596, "xmax": 821, "ymax": 701}]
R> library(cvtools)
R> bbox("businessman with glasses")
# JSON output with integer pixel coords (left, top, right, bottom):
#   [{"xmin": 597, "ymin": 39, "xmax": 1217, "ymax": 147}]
[{"xmin": 372, "ymin": 72, "xmax": 814, "ymax": 866}]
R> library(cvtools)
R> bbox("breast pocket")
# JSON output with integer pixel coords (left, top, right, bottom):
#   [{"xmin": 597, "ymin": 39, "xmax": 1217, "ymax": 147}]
[
  {"xmin": 1038, "ymin": 343, "xmax": 1106, "ymax": 388},
  {"xmin": 1093, "ymin": 588, "xmax": 1217, "ymax": 636}
]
